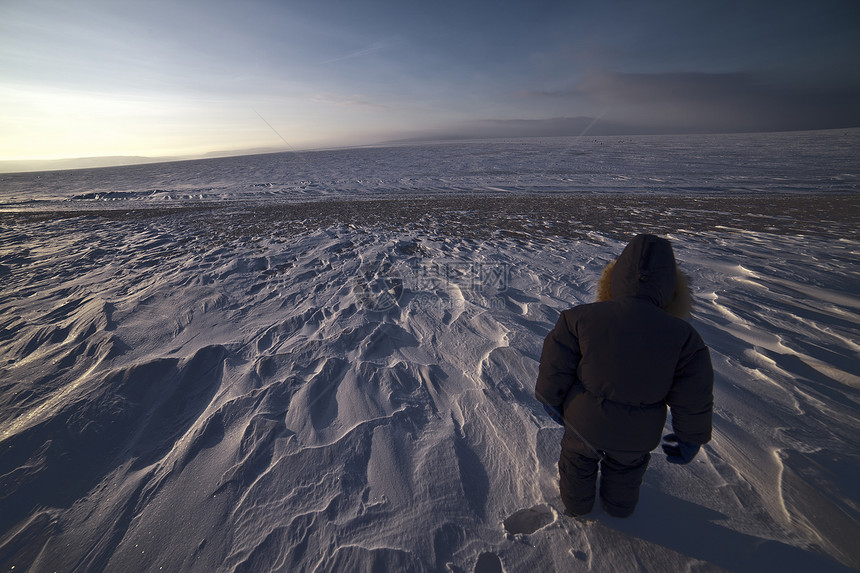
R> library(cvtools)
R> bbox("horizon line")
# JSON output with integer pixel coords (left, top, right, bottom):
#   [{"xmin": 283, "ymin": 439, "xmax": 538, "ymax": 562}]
[{"xmin": 2, "ymin": 125, "xmax": 859, "ymax": 175}]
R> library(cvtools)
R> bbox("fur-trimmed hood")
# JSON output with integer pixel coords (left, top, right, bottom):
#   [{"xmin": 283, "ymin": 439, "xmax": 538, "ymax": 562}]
[
  {"xmin": 536, "ymin": 233, "xmax": 714, "ymax": 453},
  {"xmin": 596, "ymin": 234, "xmax": 692, "ymax": 320}
]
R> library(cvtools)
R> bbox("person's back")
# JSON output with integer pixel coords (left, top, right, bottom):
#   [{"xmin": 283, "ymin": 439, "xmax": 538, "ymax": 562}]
[{"xmin": 536, "ymin": 234, "xmax": 713, "ymax": 517}]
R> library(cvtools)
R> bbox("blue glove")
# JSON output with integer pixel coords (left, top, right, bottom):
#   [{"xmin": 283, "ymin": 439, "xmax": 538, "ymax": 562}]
[
  {"xmin": 662, "ymin": 434, "xmax": 700, "ymax": 464},
  {"xmin": 543, "ymin": 403, "xmax": 565, "ymax": 426}
]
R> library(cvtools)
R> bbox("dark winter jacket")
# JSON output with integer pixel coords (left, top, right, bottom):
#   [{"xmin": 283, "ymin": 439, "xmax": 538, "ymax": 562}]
[{"xmin": 535, "ymin": 234, "xmax": 713, "ymax": 454}]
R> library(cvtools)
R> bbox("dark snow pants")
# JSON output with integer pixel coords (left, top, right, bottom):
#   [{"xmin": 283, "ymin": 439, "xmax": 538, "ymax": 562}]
[{"xmin": 559, "ymin": 432, "xmax": 650, "ymax": 518}]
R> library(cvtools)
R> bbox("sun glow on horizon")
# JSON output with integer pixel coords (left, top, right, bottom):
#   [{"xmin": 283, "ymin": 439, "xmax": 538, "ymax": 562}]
[
  {"xmin": 0, "ymin": 84, "xmax": 330, "ymax": 161},
  {"xmin": 2, "ymin": 0, "xmax": 858, "ymax": 163}
]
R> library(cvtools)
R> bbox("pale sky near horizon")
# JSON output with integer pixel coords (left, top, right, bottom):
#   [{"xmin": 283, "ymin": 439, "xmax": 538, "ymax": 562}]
[{"xmin": 2, "ymin": 0, "xmax": 859, "ymax": 161}]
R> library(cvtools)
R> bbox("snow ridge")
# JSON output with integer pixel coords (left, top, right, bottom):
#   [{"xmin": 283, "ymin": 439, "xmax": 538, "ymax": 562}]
[{"xmin": 1, "ymin": 135, "xmax": 859, "ymax": 571}]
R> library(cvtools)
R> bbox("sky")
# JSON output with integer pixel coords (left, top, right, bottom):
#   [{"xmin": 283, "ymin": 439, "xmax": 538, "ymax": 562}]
[{"xmin": 2, "ymin": 0, "xmax": 859, "ymax": 162}]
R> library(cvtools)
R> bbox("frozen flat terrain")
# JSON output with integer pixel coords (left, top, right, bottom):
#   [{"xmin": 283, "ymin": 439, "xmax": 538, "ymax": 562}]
[
  {"xmin": 1, "ymin": 131, "xmax": 859, "ymax": 572},
  {"xmin": 2, "ymin": 129, "xmax": 859, "ymax": 209}
]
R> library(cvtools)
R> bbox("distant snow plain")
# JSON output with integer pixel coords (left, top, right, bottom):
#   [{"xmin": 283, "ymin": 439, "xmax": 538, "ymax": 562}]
[{"xmin": 1, "ymin": 130, "xmax": 858, "ymax": 572}]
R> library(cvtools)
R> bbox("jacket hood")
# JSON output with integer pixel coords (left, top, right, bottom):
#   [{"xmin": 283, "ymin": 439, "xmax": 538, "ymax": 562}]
[{"xmin": 596, "ymin": 234, "xmax": 692, "ymax": 317}]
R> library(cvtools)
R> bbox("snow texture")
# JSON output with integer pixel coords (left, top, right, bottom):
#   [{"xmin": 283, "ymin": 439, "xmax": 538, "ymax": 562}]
[{"xmin": 1, "ymin": 130, "xmax": 859, "ymax": 572}]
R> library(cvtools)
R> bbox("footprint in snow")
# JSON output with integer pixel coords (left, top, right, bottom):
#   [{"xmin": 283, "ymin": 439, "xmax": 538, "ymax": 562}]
[
  {"xmin": 502, "ymin": 504, "xmax": 555, "ymax": 535},
  {"xmin": 474, "ymin": 552, "xmax": 504, "ymax": 573}
]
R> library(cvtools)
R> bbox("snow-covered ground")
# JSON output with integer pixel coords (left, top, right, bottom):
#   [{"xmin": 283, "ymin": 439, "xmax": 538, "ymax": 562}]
[{"xmin": 1, "ymin": 132, "xmax": 859, "ymax": 572}]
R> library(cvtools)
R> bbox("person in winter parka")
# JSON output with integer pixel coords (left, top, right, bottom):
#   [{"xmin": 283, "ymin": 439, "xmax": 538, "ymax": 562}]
[{"xmin": 535, "ymin": 234, "xmax": 713, "ymax": 518}]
